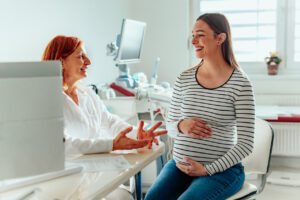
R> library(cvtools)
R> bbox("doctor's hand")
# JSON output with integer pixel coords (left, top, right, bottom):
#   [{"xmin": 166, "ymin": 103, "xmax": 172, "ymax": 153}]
[
  {"xmin": 178, "ymin": 118, "xmax": 212, "ymax": 138},
  {"xmin": 137, "ymin": 121, "xmax": 168, "ymax": 149},
  {"xmin": 176, "ymin": 157, "xmax": 208, "ymax": 177},
  {"xmin": 113, "ymin": 126, "xmax": 150, "ymax": 150}
]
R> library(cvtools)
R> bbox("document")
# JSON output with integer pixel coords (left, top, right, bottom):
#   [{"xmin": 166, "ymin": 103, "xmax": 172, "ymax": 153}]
[
  {"xmin": 66, "ymin": 156, "xmax": 132, "ymax": 172},
  {"xmin": 255, "ymin": 105, "xmax": 280, "ymax": 120}
]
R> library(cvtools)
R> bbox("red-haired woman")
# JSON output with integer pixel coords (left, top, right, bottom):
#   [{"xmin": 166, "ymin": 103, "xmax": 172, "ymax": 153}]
[
  {"xmin": 43, "ymin": 35, "xmax": 167, "ymax": 199},
  {"xmin": 42, "ymin": 35, "xmax": 167, "ymax": 155}
]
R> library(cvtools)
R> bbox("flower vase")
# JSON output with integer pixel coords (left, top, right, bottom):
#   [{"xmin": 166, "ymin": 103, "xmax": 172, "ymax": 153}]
[{"xmin": 267, "ymin": 63, "xmax": 279, "ymax": 75}]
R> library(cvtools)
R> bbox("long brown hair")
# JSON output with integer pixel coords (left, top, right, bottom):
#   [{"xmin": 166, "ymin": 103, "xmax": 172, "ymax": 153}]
[
  {"xmin": 197, "ymin": 13, "xmax": 238, "ymax": 68},
  {"xmin": 42, "ymin": 35, "xmax": 82, "ymax": 60}
]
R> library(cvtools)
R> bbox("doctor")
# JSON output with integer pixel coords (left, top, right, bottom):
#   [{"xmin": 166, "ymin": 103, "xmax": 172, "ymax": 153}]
[
  {"xmin": 42, "ymin": 35, "xmax": 167, "ymax": 155},
  {"xmin": 42, "ymin": 35, "xmax": 167, "ymax": 200}
]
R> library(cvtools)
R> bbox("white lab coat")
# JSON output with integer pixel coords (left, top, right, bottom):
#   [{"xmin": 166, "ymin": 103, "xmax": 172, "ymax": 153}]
[{"xmin": 63, "ymin": 84, "xmax": 135, "ymax": 155}]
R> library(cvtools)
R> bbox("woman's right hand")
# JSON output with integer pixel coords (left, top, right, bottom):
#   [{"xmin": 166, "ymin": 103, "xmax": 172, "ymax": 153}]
[
  {"xmin": 178, "ymin": 118, "xmax": 212, "ymax": 138},
  {"xmin": 113, "ymin": 126, "xmax": 149, "ymax": 150}
]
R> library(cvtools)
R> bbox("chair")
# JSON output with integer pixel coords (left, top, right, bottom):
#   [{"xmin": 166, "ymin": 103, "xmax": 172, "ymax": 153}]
[{"xmin": 227, "ymin": 117, "xmax": 274, "ymax": 200}]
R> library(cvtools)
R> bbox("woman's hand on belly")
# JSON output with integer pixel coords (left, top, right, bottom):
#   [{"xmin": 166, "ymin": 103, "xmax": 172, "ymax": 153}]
[
  {"xmin": 178, "ymin": 118, "xmax": 212, "ymax": 138},
  {"xmin": 176, "ymin": 157, "xmax": 208, "ymax": 177}
]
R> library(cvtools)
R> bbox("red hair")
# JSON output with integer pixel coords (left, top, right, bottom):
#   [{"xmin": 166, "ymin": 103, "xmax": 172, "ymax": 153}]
[{"xmin": 42, "ymin": 35, "xmax": 82, "ymax": 60}]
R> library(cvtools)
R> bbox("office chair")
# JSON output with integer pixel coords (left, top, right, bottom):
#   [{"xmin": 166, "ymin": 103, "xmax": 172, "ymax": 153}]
[{"xmin": 227, "ymin": 117, "xmax": 274, "ymax": 200}]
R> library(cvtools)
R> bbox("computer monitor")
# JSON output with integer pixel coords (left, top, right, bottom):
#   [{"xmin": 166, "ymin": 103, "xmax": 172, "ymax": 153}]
[
  {"xmin": 113, "ymin": 19, "xmax": 146, "ymax": 88},
  {"xmin": 0, "ymin": 61, "xmax": 65, "ymax": 181},
  {"xmin": 115, "ymin": 19, "xmax": 146, "ymax": 64}
]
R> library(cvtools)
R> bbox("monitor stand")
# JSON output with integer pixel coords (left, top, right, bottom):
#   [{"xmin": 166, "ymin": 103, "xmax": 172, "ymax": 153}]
[{"xmin": 115, "ymin": 64, "xmax": 137, "ymax": 89}]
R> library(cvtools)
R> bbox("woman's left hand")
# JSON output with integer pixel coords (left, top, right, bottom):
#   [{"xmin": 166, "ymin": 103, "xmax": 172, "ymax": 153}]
[
  {"xmin": 176, "ymin": 157, "xmax": 208, "ymax": 177},
  {"xmin": 137, "ymin": 121, "xmax": 167, "ymax": 149}
]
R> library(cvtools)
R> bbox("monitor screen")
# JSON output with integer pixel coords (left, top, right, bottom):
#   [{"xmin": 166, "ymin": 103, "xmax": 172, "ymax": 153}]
[{"xmin": 114, "ymin": 19, "xmax": 146, "ymax": 64}]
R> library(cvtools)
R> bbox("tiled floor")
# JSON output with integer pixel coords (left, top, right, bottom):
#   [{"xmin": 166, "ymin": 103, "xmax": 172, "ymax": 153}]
[
  {"xmin": 251, "ymin": 166, "xmax": 300, "ymax": 200},
  {"xmin": 257, "ymin": 183, "xmax": 300, "ymax": 200}
]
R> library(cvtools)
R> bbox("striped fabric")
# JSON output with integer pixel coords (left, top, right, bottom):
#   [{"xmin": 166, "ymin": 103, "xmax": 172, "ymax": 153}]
[{"xmin": 166, "ymin": 65, "xmax": 255, "ymax": 175}]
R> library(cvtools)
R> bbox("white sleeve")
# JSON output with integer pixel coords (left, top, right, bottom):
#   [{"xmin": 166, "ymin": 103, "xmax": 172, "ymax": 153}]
[
  {"xmin": 63, "ymin": 87, "xmax": 138, "ymax": 155},
  {"xmin": 64, "ymin": 131, "xmax": 113, "ymax": 155},
  {"xmin": 90, "ymin": 89, "xmax": 138, "ymax": 139}
]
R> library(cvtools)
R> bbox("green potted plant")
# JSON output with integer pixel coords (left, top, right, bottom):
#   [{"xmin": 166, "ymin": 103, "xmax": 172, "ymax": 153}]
[{"xmin": 265, "ymin": 52, "xmax": 282, "ymax": 75}]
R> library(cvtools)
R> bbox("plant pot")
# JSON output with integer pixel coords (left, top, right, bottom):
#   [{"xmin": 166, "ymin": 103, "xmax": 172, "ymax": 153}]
[{"xmin": 267, "ymin": 63, "xmax": 279, "ymax": 75}]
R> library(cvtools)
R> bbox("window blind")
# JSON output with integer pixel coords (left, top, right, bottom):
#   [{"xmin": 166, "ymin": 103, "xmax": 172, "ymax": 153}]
[{"xmin": 198, "ymin": 0, "xmax": 277, "ymax": 62}]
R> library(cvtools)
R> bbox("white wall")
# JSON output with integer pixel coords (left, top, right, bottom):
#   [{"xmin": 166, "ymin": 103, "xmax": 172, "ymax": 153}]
[
  {"xmin": 0, "ymin": 0, "xmax": 190, "ymax": 86},
  {"xmin": 0, "ymin": 0, "xmax": 133, "ymax": 85},
  {"xmin": 129, "ymin": 0, "xmax": 190, "ymax": 85}
]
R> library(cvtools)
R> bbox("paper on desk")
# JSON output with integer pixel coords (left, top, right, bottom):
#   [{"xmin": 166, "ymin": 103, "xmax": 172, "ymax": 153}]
[
  {"xmin": 255, "ymin": 105, "xmax": 280, "ymax": 120},
  {"xmin": 279, "ymin": 106, "xmax": 300, "ymax": 115},
  {"xmin": 66, "ymin": 156, "xmax": 132, "ymax": 172},
  {"xmin": 256, "ymin": 105, "xmax": 300, "ymax": 120}
]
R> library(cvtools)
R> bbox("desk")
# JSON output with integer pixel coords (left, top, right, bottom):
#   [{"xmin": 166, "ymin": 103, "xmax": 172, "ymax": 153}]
[
  {"xmin": 0, "ymin": 143, "xmax": 165, "ymax": 200},
  {"xmin": 255, "ymin": 105, "xmax": 300, "ymax": 121}
]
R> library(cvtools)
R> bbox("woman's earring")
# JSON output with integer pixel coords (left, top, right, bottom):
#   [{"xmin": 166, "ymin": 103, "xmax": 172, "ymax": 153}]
[{"xmin": 63, "ymin": 84, "xmax": 68, "ymax": 91}]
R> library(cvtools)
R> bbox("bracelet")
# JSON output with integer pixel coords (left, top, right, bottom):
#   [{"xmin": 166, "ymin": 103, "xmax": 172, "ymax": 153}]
[{"xmin": 177, "ymin": 119, "xmax": 184, "ymax": 133}]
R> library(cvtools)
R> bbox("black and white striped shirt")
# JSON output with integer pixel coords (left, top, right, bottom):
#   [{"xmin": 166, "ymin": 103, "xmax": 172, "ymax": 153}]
[{"xmin": 166, "ymin": 66, "xmax": 255, "ymax": 175}]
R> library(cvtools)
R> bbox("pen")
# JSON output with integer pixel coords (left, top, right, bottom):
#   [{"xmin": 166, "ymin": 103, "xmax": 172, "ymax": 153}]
[{"xmin": 15, "ymin": 188, "xmax": 39, "ymax": 200}]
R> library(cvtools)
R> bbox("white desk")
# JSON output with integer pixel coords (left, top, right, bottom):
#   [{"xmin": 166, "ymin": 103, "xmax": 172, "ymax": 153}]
[
  {"xmin": 255, "ymin": 105, "xmax": 300, "ymax": 120},
  {"xmin": 0, "ymin": 143, "xmax": 165, "ymax": 200}
]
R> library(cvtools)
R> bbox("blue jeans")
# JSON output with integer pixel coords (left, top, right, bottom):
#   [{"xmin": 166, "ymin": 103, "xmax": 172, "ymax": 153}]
[{"xmin": 144, "ymin": 159, "xmax": 245, "ymax": 200}]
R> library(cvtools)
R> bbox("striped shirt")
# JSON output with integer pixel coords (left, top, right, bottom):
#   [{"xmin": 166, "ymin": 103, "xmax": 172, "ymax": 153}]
[{"xmin": 166, "ymin": 65, "xmax": 255, "ymax": 175}]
